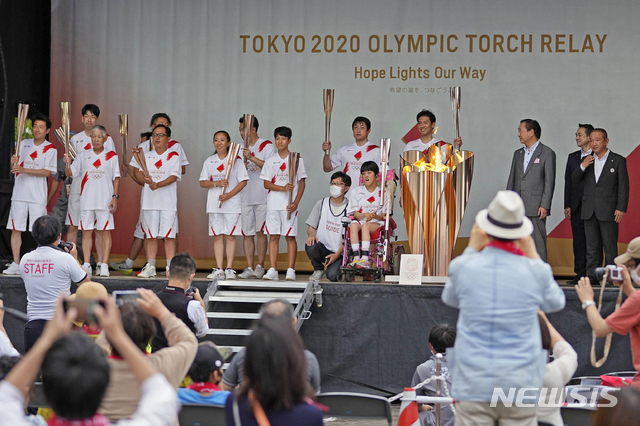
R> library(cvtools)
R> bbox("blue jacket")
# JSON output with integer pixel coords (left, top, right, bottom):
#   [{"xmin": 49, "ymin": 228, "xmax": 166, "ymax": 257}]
[{"xmin": 442, "ymin": 247, "xmax": 566, "ymax": 401}]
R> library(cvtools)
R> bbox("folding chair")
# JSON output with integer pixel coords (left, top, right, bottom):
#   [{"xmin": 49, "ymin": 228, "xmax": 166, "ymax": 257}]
[
  {"xmin": 316, "ymin": 392, "xmax": 392, "ymax": 426},
  {"xmin": 178, "ymin": 403, "xmax": 226, "ymax": 426},
  {"xmin": 560, "ymin": 405, "xmax": 596, "ymax": 426}
]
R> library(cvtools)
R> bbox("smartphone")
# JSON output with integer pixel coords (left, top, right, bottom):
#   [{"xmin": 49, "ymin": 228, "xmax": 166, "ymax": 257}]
[
  {"xmin": 63, "ymin": 298, "xmax": 106, "ymax": 324},
  {"xmin": 113, "ymin": 290, "xmax": 142, "ymax": 307}
]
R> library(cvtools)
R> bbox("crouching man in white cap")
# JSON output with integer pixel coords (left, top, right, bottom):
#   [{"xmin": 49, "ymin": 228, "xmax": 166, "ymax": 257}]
[{"xmin": 442, "ymin": 190, "xmax": 565, "ymax": 426}]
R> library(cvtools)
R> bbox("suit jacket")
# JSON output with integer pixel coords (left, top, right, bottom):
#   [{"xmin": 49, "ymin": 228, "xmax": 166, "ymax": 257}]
[
  {"xmin": 572, "ymin": 150, "xmax": 629, "ymax": 222},
  {"xmin": 507, "ymin": 142, "xmax": 556, "ymax": 217},
  {"xmin": 564, "ymin": 150, "xmax": 586, "ymax": 212}
]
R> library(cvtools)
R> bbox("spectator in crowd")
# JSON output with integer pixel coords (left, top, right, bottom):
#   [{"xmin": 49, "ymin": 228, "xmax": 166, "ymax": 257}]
[
  {"xmin": 411, "ymin": 323, "xmax": 455, "ymax": 426},
  {"xmin": 536, "ymin": 312, "xmax": 578, "ymax": 426},
  {"xmin": 0, "ymin": 300, "xmax": 19, "ymax": 358},
  {"xmin": 305, "ymin": 171, "xmax": 351, "ymax": 281},
  {"xmin": 220, "ymin": 299, "xmax": 321, "ymax": 393},
  {"xmin": 224, "ymin": 315, "xmax": 323, "ymax": 426},
  {"xmin": 152, "ymin": 253, "xmax": 208, "ymax": 351},
  {"xmin": 20, "ymin": 215, "xmax": 89, "ymax": 352},
  {"xmin": 97, "ymin": 288, "xmax": 198, "ymax": 421},
  {"xmin": 69, "ymin": 280, "xmax": 109, "ymax": 339},
  {"xmin": 178, "ymin": 342, "xmax": 230, "ymax": 405},
  {"xmin": 575, "ymin": 236, "xmax": 640, "ymax": 387},
  {"xmin": 591, "ymin": 387, "xmax": 640, "ymax": 426},
  {"xmin": 0, "ymin": 297, "xmax": 179, "ymax": 426},
  {"xmin": 442, "ymin": 190, "xmax": 565, "ymax": 425}
]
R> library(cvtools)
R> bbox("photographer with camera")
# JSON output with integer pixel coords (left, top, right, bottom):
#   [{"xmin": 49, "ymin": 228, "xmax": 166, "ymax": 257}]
[
  {"xmin": 576, "ymin": 236, "xmax": 640, "ymax": 387},
  {"xmin": 20, "ymin": 215, "xmax": 89, "ymax": 352}
]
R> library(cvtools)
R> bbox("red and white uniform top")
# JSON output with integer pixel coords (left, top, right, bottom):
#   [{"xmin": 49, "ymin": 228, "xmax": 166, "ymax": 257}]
[
  {"xmin": 139, "ymin": 139, "xmax": 189, "ymax": 167},
  {"xmin": 68, "ymin": 132, "xmax": 115, "ymax": 196},
  {"xmin": 69, "ymin": 149, "xmax": 120, "ymax": 211},
  {"xmin": 260, "ymin": 153, "xmax": 307, "ymax": 212},
  {"xmin": 330, "ymin": 141, "xmax": 381, "ymax": 189},
  {"xmin": 242, "ymin": 138, "xmax": 274, "ymax": 206},
  {"xmin": 130, "ymin": 149, "xmax": 182, "ymax": 212},
  {"xmin": 404, "ymin": 137, "xmax": 450, "ymax": 164},
  {"xmin": 11, "ymin": 139, "xmax": 57, "ymax": 205},
  {"xmin": 347, "ymin": 185, "xmax": 390, "ymax": 216},
  {"xmin": 199, "ymin": 153, "xmax": 248, "ymax": 214}
]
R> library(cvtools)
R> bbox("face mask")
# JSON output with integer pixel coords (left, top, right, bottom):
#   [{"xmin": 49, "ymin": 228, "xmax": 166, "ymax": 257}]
[
  {"xmin": 631, "ymin": 265, "xmax": 640, "ymax": 285},
  {"xmin": 330, "ymin": 185, "xmax": 343, "ymax": 198}
]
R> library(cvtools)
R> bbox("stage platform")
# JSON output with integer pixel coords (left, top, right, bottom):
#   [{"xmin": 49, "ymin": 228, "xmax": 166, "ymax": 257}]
[{"xmin": 0, "ymin": 274, "xmax": 634, "ymax": 395}]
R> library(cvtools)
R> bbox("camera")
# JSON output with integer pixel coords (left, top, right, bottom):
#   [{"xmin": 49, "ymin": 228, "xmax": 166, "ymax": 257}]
[
  {"xmin": 594, "ymin": 265, "xmax": 624, "ymax": 283},
  {"xmin": 58, "ymin": 241, "xmax": 74, "ymax": 251}
]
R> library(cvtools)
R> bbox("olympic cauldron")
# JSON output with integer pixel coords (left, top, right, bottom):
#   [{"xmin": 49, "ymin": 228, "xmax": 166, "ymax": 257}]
[{"xmin": 401, "ymin": 143, "xmax": 474, "ymax": 276}]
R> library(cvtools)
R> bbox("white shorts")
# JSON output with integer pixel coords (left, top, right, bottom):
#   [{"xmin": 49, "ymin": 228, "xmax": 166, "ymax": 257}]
[
  {"xmin": 133, "ymin": 209, "xmax": 145, "ymax": 239},
  {"xmin": 142, "ymin": 210, "xmax": 178, "ymax": 239},
  {"xmin": 209, "ymin": 213, "xmax": 242, "ymax": 236},
  {"xmin": 264, "ymin": 210, "xmax": 298, "ymax": 237},
  {"xmin": 351, "ymin": 218, "xmax": 384, "ymax": 227},
  {"xmin": 80, "ymin": 210, "xmax": 114, "ymax": 231},
  {"xmin": 6, "ymin": 201, "xmax": 47, "ymax": 232},
  {"xmin": 66, "ymin": 193, "xmax": 81, "ymax": 226},
  {"xmin": 241, "ymin": 204, "xmax": 267, "ymax": 236}
]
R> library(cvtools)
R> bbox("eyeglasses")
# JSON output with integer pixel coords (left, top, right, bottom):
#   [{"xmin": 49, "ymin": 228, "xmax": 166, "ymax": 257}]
[
  {"xmin": 152, "ymin": 133, "xmax": 167, "ymax": 138},
  {"xmin": 331, "ymin": 181, "xmax": 346, "ymax": 186}
]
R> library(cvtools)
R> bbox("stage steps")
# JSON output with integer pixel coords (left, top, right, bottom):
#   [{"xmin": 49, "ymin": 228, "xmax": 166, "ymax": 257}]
[{"xmin": 203, "ymin": 279, "xmax": 323, "ymax": 368}]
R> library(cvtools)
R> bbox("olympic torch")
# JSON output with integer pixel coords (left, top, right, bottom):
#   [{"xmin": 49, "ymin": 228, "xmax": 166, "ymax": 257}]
[
  {"xmin": 119, "ymin": 114, "xmax": 128, "ymax": 164},
  {"xmin": 450, "ymin": 86, "xmax": 461, "ymax": 149},
  {"xmin": 242, "ymin": 114, "xmax": 254, "ymax": 166},
  {"xmin": 60, "ymin": 102, "xmax": 70, "ymax": 156},
  {"xmin": 218, "ymin": 143, "xmax": 242, "ymax": 208},
  {"xmin": 287, "ymin": 152, "xmax": 300, "ymax": 220},
  {"xmin": 323, "ymin": 89, "xmax": 334, "ymax": 155},
  {"xmin": 132, "ymin": 147, "xmax": 150, "ymax": 179},
  {"xmin": 14, "ymin": 103, "xmax": 30, "ymax": 158}
]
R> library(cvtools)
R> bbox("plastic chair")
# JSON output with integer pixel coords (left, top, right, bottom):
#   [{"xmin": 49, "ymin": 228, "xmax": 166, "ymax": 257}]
[
  {"xmin": 316, "ymin": 392, "xmax": 392, "ymax": 426},
  {"xmin": 27, "ymin": 382, "xmax": 50, "ymax": 408},
  {"xmin": 178, "ymin": 403, "xmax": 226, "ymax": 426},
  {"xmin": 560, "ymin": 405, "xmax": 596, "ymax": 426}
]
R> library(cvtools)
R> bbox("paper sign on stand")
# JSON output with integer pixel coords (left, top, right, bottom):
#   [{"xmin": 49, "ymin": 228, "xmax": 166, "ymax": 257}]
[{"xmin": 399, "ymin": 254, "xmax": 424, "ymax": 285}]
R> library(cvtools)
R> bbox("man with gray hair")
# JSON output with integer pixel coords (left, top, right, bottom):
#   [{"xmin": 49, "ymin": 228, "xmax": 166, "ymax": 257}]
[
  {"xmin": 220, "ymin": 299, "xmax": 321, "ymax": 392},
  {"xmin": 64, "ymin": 125, "xmax": 120, "ymax": 277}
]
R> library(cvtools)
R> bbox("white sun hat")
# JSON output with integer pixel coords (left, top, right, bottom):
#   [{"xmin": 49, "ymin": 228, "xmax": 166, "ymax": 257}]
[{"xmin": 475, "ymin": 190, "xmax": 534, "ymax": 240}]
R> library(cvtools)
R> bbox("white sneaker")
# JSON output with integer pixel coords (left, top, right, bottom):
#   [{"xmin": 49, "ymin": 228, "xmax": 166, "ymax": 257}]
[
  {"xmin": 99, "ymin": 263, "xmax": 110, "ymax": 277},
  {"xmin": 286, "ymin": 268, "xmax": 296, "ymax": 281},
  {"xmin": 109, "ymin": 260, "xmax": 133, "ymax": 275},
  {"xmin": 310, "ymin": 270, "xmax": 325, "ymax": 281},
  {"xmin": 225, "ymin": 268, "xmax": 237, "ymax": 280},
  {"xmin": 138, "ymin": 263, "xmax": 157, "ymax": 278},
  {"xmin": 263, "ymin": 268, "xmax": 279, "ymax": 280},
  {"xmin": 253, "ymin": 265, "xmax": 266, "ymax": 279},
  {"xmin": 95, "ymin": 263, "xmax": 102, "ymax": 276},
  {"xmin": 83, "ymin": 264, "xmax": 92, "ymax": 276},
  {"xmin": 2, "ymin": 262, "xmax": 20, "ymax": 275},
  {"xmin": 207, "ymin": 268, "xmax": 225, "ymax": 280},
  {"xmin": 238, "ymin": 267, "xmax": 254, "ymax": 279}
]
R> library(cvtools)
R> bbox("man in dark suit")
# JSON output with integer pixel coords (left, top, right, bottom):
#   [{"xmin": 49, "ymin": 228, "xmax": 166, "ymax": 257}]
[
  {"xmin": 572, "ymin": 128, "xmax": 629, "ymax": 279},
  {"xmin": 507, "ymin": 119, "xmax": 556, "ymax": 261},
  {"xmin": 564, "ymin": 123, "xmax": 594, "ymax": 284}
]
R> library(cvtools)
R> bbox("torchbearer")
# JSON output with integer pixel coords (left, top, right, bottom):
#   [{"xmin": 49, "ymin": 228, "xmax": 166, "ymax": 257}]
[
  {"xmin": 199, "ymin": 131, "xmax": 248, "ymax": 280},
  {"xmin": 67, "ymin": 104, "xmax": 116, "ymax": 269},
  {"xmin": 238, "ymin": 115, "xmax": 274, "ymax": 279},
  {"xmin": 130, "ymin": 124, "xmax": 182, "ymax": 278},
  {"xmin": 4, "ymin": 113, "xmax": 57, "ymax": 275},
  {"xmin": 403, "ymin": 109, "xmax": 462, "ymax": 161}
]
